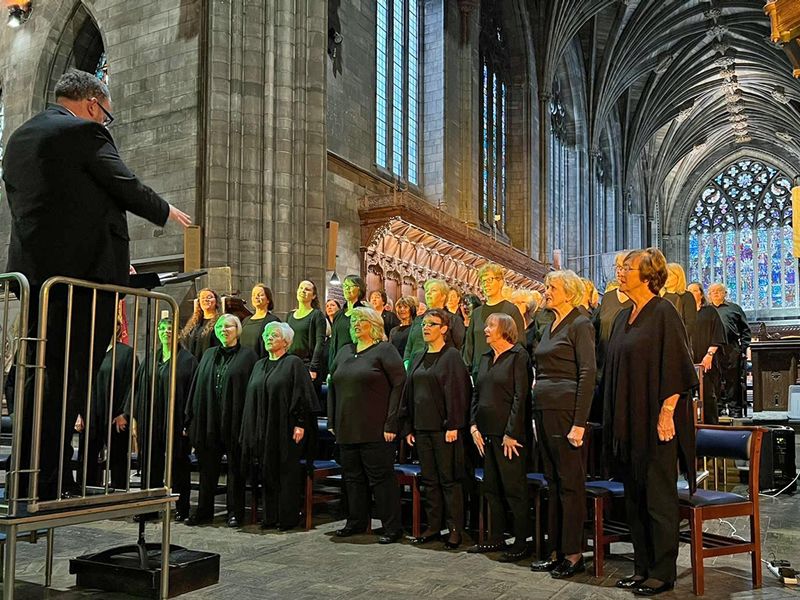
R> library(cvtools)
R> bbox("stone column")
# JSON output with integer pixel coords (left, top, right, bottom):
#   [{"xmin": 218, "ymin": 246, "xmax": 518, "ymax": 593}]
[{"xmin": 200, "ymin": 0, "xmax": 326, "ymax": 308}]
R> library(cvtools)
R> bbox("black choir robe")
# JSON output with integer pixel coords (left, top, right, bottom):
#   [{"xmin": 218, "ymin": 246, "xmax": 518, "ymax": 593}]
[
  {"xmin": 240, "ymin": 314, "xmax": 280, "ymax": 359},
  {"xmin": 91, "ymin": 343, "xmax": 136, "ymax": 443},
  {"xmin": 663, "ymin": 291, "xmax": 697, "ymax": 344}
]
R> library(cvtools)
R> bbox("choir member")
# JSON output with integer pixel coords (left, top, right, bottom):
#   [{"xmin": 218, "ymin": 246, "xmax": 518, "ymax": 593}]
[
  {"xmin": 389, "ymin": 296, "xmax": 417, "ymax": 357},
  {"xmin": 580, "ymin": 278, "xmax": 599, "ymax": 316},
  {"xmin": 404, "ymin": 279, "xmax": 465, "ymax": 366},
  {"xmin": 463, "ymin": 264, "xmax": 525, "ymax": 377},
  {"xmin": 529, "ymin": 271, "xmax": 595, "ymax": 578},
  {"xmin": 328, "ymin": 274, "xmax": 368, "ymax": 372},
  {"xmin": 240, "ymin": 322, "xmax": 315, "ymax": 530},
  {"xmin": 180, "ymin": 288, "xmax": 221, "ymax": 361},
  {"xmin": 287, "ymin": 280, "xmax": 327, "ymax": 406},
  {"xmin": 663, "ymin": 263, "xmax": 696, "ymax": 343},
  {"xmin": 328, "ymin": 307, "xmax": 406, "ymax": 544},
  {"xmin": 400, "ymin": 309, "xmax": 471, "ymax": 549},
  {"xmin": 707, "ymin": 283, "xmax": 751, "ymax": 418},
  {"xmin": 446, "ymin": 289, "xmax": 462, "ymax": 316},
  {"xmin": 468, "ymin": 313, "xmax": 532, "ymax": 562},
  {"xmin": 687, "ymin": 282, "xmax": 726, "ymax": 425},
  {"xmin": 604, "ymin": 249, "xmax": 697, "ymax": 596},
  {"xmin": 135, "ymin": 318, "xmax": 198, "ymax": 520},
  {"xmin": 459, "ymin": 294, "xmax": 481, "ymax": 328},
  {"xmin": 324, "ymin": 299, "xmax": 341, "ymax": 326},
  {"xmin": 185, "ymin": 314, "xmax": 258, "ymax": 527},
  {"xmin": 369, "ymin": 289, "xmax": 400, "ymax": 339},
  {"xmin": 510, "ymin": 289, "xmax": 538, "ymax": 357},
  {"xmin": 240, "ymin": 283, "xmax": 279, "ymax": 358}
]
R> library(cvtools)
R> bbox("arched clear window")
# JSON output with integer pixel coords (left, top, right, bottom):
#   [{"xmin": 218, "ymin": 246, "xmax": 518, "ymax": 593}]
[
  {"xmin": 479, "ymin": 1, "xmax": 509, "ymax": 232},
  {"xmin": 688, "ymin": 158, "xmax": 797, "ymax": 315},
  {"xmin": 375, "ymin": 0, "xmax": 420, "ymax": 185}
]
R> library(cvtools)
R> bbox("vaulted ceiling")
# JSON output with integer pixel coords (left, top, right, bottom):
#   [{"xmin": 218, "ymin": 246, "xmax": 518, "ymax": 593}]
[{"xmin": 531, "ymin": 0, "xmax": 800, "ymax": 229}]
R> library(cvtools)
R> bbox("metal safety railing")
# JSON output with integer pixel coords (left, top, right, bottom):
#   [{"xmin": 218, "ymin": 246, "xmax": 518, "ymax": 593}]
[{"xmin": 0, "ymin": 273, "xmax": 181, "ymax": 599}]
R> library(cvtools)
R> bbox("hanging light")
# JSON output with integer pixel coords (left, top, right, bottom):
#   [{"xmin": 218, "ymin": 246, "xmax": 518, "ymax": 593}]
[
  {"xmin": 329, "ymin": 271, "xmax": 341, "ymax": 286},
  {"xmin": 6, "ymin": 1, "xmax": 31, "ymax": 28}
]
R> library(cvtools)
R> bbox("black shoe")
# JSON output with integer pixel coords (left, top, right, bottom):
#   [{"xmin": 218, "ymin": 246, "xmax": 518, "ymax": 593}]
[
  {"xmin": 498, "ymin": 544, "xmax": 532, "ymax": 563},
  {"xmin": 530, "ymin": 558, "xmax": 560, "ymax": 572},
  {"xmin": 444, "ymin": 531, "xmax": 462, "ymax": 549},
  {"xmin": 335, "ymin": 525, "xmax": 366, "ymax": 538},
  {"xmin": 466, "ymin": 541, "xmax": 505, "ymax": 554},
  {"xmin": 551, "ymin": 556, "xmax": 586, "ymax": 579},
  {"xmin": 412, "ymin": 529, "xmax": 441, "ymax": 544},
  {"xmin": 227, "ymin": 516, "xmax": 240, "ymax": 528},
  {"xmin": 174, "ymin": 511, "xmax": 187, "ymax": 522},
  {"xmin": 378, "ymin": 530, "xmax": 403, "ymax": 544},
  {"xmin": 633, "ymin": 581, "xmax": 674, "ymax": 596},
  {"xmin": 185, "ymin": 514, "xmax": 210, "ymax": 527},
  {"xmin": 616, "ymin": 575, "xmax": 646, "ymax": 589}
]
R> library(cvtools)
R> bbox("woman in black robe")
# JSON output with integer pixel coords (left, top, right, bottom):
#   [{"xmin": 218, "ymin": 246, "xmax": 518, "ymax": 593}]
[
  {"xmin": 530, "ymin": 271, "xmax": 596, "ymax": 578},
  {"xmin": 179, "ymin": 288, "xmax": 221, "ymax": 360},
  {"xmin": 185, "ymin": 314, "xmax": 258, "ymax": 527},
  {"xmin": 328, "ymin": 274, "xmax": 368, "ymax": 373},
  {"xmin": 687, "ymin": 282, "xmax": 726, "ymax": 425},
  {"xmin": 287, "ymin": 280, "xmax": 327, "ymax": 408},
  {"xmin": 87, "ymin": 337, "xmax": 137, "ymax": 490},
  {"xmin": 134, "ymin": 318, "xmax": 198, "ymax": 520},
  {"xmin": 400, "ymin": 309, "xmax": 471, "ymax": 549},
  {"xmin": 604, "ymin": 249, "xmax": 698, "ymax": 596},
  {"xmin": 240, "ymin": 322, "xmax": 315, "ymax": 530},
  {"xmin": 240, "ymin": 283, "xmax": 280, "ymax": 358},
  {"xmin": 662, "ymin": 263, "xmax": 696, "ymax": 344},
  {"xmin": 388, "ymin": 296, "xmax": 416, "ymax": 357}
]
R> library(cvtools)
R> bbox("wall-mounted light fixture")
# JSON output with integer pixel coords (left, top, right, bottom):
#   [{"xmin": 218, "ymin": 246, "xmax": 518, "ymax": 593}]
[{"xmin": 7, "ymin": 1, "xmax": 32, "ymax": 28}]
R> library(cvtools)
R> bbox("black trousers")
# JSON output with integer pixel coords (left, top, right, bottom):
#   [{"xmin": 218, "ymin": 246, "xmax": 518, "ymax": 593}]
[
  {"xmin": 483, "ymin": 435, "xmax": 529, "ymax": 544},
  {"xmin": 535, "ymin": 410, "xmax": 586, "ymax": 555},
  {"xmin": 339, "ymin": 441, "xmax": 402, "ymax": 534},
  {"xmin": 701, "ymin": 365, "xmax": 721, "ymax": 425},
  {"xmin": 262, "ymin": 446, "xmax": 304, "ymax": 528},
  {"xmin": 86, "ymin": 427, "xmax": 130, "ymax": 490},
  {"xmin": 21, "ymin": 287, "xmax": 116, "ymax": 500},
  {"xmin": 147, "ymin": 436, "xmax": 192, "ymax": 515},
  {"xmin": 416, "ymin": 431, "xmax": 464, "ymax": 532},
  {"xmin": 195, "ymin": 446, "xmax": 246, "ymax": 520},
  {"xmin": 721, "ymin": 344, "xmax": 745, "ymax": 410},
  {"xmin": 623, "ymin": 439, "xmax": 680, "ymax": 583}
]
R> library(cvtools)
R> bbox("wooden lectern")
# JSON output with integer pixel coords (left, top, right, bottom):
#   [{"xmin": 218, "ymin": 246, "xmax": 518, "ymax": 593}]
[{"xmin": 750, "ymin": 339, "xmax": 800, "ymax": 412}]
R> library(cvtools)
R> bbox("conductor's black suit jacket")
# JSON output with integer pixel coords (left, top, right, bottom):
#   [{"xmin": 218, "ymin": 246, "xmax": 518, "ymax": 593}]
[{"xmin": 2, "ymin": 104, "xmax": 170, "ymax": 287}]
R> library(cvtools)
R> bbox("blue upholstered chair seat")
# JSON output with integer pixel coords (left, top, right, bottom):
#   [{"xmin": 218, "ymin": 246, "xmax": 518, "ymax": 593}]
[
  {"xmin": 394, "ymin": 463, "xmax": 421, "ymax": 477},
  {"xmin": 526, "ymin": 472, "xmax": 548, "ymax": 487},
  {"xmin": 678, "ymin": 488, "xmax": 747, "ymax": 507},
  {"xmin": 585, "ymin": 480, "xmax": 625, "ymax": 497}
]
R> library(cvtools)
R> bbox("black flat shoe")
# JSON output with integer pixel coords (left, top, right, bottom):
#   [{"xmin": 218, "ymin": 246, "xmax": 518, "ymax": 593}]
[
  {"xmin": 174, "ymin": 511, "xmax": 187, "ymax": 522},
  {"xmin": 227, "ymin": 516, "xmax": 240, "ymax": 528},
  {"xmin": 551, "ymin": 556, "xmax": 586, "ymax": 579},
  {"xmin": 466, "ymin": 541, "xmax": 505, "ymax": 554},
  {"xmin": 185, "ymin": 514, "xmax": 211, "ymax": 527},
  {"xmin": 335, "ymin": 526, "xmax": 366, "ymax": 538},
  {"xmin": 633, "ymin": 581, "xmax": 674, "ymax": 596},
  {"xmin": 378, "ymin": 530, "xmax": 403, "ymax": 544},
  {"xmin": 616, "ymin": 575, "xmax": 646, "ymax": 589},
  {"xmin": 443, "ymin": 531, "xmax": 462, "ymax": 549},
  {"xmin": 412, "ymin": 530, "xmax": 441, "ymax": 544},
  {"xmin": 530, "ymin": 558, "xmax": 560, "ymax": 572},
  {"xmin": 498, "ymin": 544, "xmax": 532, "ymax": 563}
]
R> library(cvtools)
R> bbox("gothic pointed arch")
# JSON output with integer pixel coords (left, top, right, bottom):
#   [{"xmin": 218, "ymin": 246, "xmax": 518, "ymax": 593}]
[{"xmin": 686, "ymin": 156, "xmax": 797, "ymax": 318}]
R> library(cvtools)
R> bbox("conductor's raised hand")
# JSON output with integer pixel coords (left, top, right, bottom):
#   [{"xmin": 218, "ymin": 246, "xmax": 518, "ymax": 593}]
[{"xmin": 167, "ymin": 204, "xmax": 192, "ymax": 227}]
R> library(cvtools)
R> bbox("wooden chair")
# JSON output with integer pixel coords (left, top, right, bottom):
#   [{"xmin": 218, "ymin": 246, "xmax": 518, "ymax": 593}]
[
  {"xmin": 394, "ymin": 438, "xmax": 422, "ymax": 539},
  {"xmin": 679, "ymin": 425, "xmax": 765, "ymax": 596},
  {"xmin": 303, "ymin": 459, "xmax": 343, "ymax": 530},
  {"xmin": 585, "ymin": 479, "xmax": 628, "ymax": 577}
]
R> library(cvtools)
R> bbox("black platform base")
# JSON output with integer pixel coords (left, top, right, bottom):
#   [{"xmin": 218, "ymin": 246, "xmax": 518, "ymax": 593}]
[{"xmin": 69, "ymin": 543, "xmax": 220, "ymax": 598}]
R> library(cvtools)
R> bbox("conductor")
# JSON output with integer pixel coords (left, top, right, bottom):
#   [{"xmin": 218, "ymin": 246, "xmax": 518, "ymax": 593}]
[{"xmin": 2, "ymin": 69, "xmax": 191, "ymax": 500}]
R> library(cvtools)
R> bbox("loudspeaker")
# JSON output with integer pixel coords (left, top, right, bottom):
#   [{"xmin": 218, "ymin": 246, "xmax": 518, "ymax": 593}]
[{"xmin": 759, "ymin": 426, "xmax": 797, "ymax": 494}]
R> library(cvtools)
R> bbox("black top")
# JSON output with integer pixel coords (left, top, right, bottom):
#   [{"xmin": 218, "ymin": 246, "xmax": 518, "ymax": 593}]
[
  {"xmin": 327, "ymin": 341, "xmax": 406, "ymax": 444},
  {"xmin": 381, "ymin": 309, "xmax": 401, "ymax": 339},
  {"xmin": 182, "ymin": 318, "xmax": 219, "ymax": 362},
  {"xmin": 663, "ymin": 291, "xmax": 697, "ymax": 345},
  {"xmin": 328, "ymin": 301, "xmax": 368, "ymax": 372},
  {"xmin": 90, "ymin": 344, "xmax": 137, "ymax": 441},
  {"xmin": 240, "ymin": 354, "xmax": 315, "ymax": 476},
  {"xmin": 529, "ymin": 308, "xmax": 555, "ymax": 363},
  {"xmin": 603, "ymin": 297, "xmax": 698, "ymax": 486},
  {"xmin": 403, "ymin": 312, "xmax": 466, "ymax": 364},
  {"xmin": 389, "ymin": 324, "xmax": 412, "ymax": 356},
  {"xmin": 134, "ymin": 347, "xmax": 198, "ymax": 446},
  {"xmin": 470, "ymin": 344, "xmax": 532, "ymax": 440},
  {"xmin": 463, "ymin": 300, "xmax": 526, "ymax": 375},
  {"xmin": 400, "ymin": 346, "xmax": 472, "ymax": 434},
  {"xmin": 714, "ymin": 301, "xmax": 751, "ymax": 350},
  {"xmin": 240, "ymin": 314, "xmax": 280, "ymax": 359},
  {"xmin": 3, "ymin": 105, "xmax": 170, "ymax": 287},
  {"xmin": 185, "ymin": 343, "xmax": 258, "ymax": 453},
  {"xmin": 594, "ymin": 290, "xmax": 632, "ymax": 382},
  {"xmin": 691, "ymin": 305, "xmax": 726, "ymax": 365},
  {"xmin": 533, "ymin": 308, "xmax": 596, "ymax": 426},
  {"xmin": 287, "ymin": 308, "xmax": 327, "ymax": 373}
]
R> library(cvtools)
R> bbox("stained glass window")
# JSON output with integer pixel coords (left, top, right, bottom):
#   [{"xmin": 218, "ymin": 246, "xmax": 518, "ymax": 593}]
[
  {"xmin": 95, "ymin": 52, "xmax": 108, "ymax": 85},
  {"xmin": 688, "ymin": 158, "xmax": 798, "ymax": 314},
  {"xmin": 479, "ymin": 0, "xmax": 509, "ymax": 231},
  {"xmin": 375, "ymin": 0, "xmax": 420, "ymax": 185}
]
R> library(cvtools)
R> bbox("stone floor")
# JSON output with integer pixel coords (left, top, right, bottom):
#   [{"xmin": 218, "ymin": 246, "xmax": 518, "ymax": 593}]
[{"xmin": 6, "ymin": 485, "xmax": 800, "ymax": 600}]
